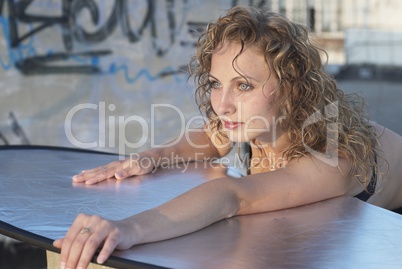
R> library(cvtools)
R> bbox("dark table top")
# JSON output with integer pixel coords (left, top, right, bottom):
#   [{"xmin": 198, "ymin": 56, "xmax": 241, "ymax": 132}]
[{"xmin": 1, "ymin": 146, "xmax": 402, "ymax": 269}]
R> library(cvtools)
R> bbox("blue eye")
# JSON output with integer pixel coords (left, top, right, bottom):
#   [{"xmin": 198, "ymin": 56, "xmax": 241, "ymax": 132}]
[
  {"xmin": 238, "ymin": 83, "xmax": 252, "ymax": 91},
  {"xmin": 209, "ymin": 81, "xmax": 221, "ymax": 90}
]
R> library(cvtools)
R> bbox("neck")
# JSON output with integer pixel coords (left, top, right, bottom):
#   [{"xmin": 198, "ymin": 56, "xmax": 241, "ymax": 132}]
[
  {"xmin": 248, "ymin": 133, "xmax": 290, "ymax": 174},
  {"xmin": 252, "ymin": 131, "xmax": 291, "ymax": 156}
]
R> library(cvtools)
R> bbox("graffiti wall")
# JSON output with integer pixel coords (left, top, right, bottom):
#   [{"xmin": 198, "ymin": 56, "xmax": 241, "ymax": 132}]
[{"xmin": 1, "ymin": 0, "xmax": 245, "ymax": 154}]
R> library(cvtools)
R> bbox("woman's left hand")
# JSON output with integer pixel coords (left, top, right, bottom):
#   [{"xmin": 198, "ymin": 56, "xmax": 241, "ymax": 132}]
[{"xmin": 53, "ymin": 213, "xmax": 135, "ymax": 269}]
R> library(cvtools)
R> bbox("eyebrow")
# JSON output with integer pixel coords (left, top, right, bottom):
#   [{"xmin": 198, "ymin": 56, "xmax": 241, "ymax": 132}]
[{"xmin": 208, "ymin": 74, "xmax": 258, "ymax": 83}]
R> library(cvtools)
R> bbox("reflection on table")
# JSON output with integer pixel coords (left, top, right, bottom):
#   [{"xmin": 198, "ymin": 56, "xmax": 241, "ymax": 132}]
[{"xmin": 1, "ymin": 147, "xmax": 402, "ymax": 269}]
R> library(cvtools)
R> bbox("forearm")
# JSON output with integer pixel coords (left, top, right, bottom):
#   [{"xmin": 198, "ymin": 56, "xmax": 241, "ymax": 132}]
[
  {"xmin": 126, "ymin": 177, "xmax": 239, "ymax": 245},
  {"xmin": 73, "ymin": 129, "xmax": 229, "ymax": 183}
]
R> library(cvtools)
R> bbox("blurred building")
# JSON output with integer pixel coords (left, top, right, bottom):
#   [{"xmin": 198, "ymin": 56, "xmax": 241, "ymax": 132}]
[{"xmin": 263, "ymin": 0, "xmax": 402, "ymax": 68}]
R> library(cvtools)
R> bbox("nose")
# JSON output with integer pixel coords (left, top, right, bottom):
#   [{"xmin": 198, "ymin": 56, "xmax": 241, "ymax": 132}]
[{"xmin": 214, "ymin": 88, "xmax": 237, "ymax": 116}]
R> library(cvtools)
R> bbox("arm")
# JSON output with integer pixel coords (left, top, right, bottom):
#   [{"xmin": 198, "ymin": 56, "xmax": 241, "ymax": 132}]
[
  {"xmin": 73, "ymin": 127, "xmax": 233, "ymax": 184},
  {"xmin": 54, "ymin": 155, "xmax": 357, "ymax": 269}
]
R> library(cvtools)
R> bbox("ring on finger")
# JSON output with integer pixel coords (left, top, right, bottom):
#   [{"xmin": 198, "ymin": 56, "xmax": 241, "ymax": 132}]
[
  {"xmin": 80, "ymin": 227, "xmax": 92, "ymax": 235},
  {"xmin": 102, "ymin": 167, "xmax": 107, "ymax": 172}
]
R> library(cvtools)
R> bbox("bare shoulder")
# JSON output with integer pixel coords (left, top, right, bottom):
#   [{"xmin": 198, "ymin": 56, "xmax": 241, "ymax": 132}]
[{"xmin": 369, "ymin": 122, "xmax": 402, "ymax": 209}]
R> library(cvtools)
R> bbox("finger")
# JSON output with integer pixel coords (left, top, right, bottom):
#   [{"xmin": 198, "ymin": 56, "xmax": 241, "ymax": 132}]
[
  {"xmin": 72, "ymin": 173, "xmax": 86, "ymax": 183},
  {"xmin": 125, "ymin": 157, "xmax": 157, "ymax": 176},
  {"xmin": 113, "ymin": 159, "xmax": 136, "ymax": 179},
  {"xmin": 59, "ymin": 214, "xmax": 88, "ymax": 268},
  {"xmin": 96, "ymin": 232, "xmax": 120, "ymax": 264},
  {"xmin": 75, "ymin": 232, "xmax": 105, "ymax": 269},
  {"xmin": 53, "ymin": 238, "xmax": 63, "ymax": 248},
  {"xmin": 84, "ymin": 170, "xmax": 112, "ymax": 185},
  {"xmin": 64, "ymin": 229, "xmax": 93, "ymax": 269},
  {"xmin": 72, "ymin": 169, "xmax": 103, "ymax": 183},
  {"xmin": 72, "ymin": 171, "xmax": 99, "ymax": 184},
  {"xmin": 115, "ymin": 164, "xmax": 145, "ymax": 179},
  {"xmin": 64, "ymin": 215, "xmax": 106, "ymax": 269},
  {"xmin": 73, "ymin": 163, "xmax": 119, "ymax": 184},
  {"xmin": 74, "ymin": 218, "xmax": 118, "ymax": 268},
  {"xmin": 114, "ymin": 167, "xmax": 131, "ymax": 180}
]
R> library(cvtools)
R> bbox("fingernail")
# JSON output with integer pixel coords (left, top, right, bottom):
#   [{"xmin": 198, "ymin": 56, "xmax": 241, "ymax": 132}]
[
  {"xmin": 115, "ymin": 172, "xmax": 123, "ymax": 178},
  {"xmin": 73, "ymin": 174, "xmax": 82, "ymax": 179},
  {"xmin": 97, "ymin": 256, "xmax": 105, "ymax": 264},
  {"xmin": 60, "ymin": 262, "xmax": 65, "ymax": 269}
]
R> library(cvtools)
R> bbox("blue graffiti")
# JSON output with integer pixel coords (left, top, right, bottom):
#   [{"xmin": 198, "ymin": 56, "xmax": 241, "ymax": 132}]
[
  {"xmin": 0, "ymin": 15, "xmax": 186, "ymax": 83},
  {"xmin": 0, "ymin": 0, "xmax": 188, "ymax": 83},
  {"xmin": 108, "ymin": 64, "xmax": 186, "ymax": 84},
  {"xmin": 0, "ymin": 16, "xmax": 37, "ymax": 70}
]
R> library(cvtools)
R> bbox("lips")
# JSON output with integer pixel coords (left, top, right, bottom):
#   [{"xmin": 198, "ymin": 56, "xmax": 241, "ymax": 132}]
[{"xmin": 223, "ymin": 120, "xmax": 243, "ymax": 130}]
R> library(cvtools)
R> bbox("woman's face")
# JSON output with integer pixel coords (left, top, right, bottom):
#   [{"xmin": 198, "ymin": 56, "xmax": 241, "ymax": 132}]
[{"xmin": 209, "ymin": 42, "xmax": 282, "ymax": 144}]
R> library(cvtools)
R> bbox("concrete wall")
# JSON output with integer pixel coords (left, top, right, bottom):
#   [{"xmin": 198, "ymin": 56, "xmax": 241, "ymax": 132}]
[
  {"xmin": 1, "ymin": 0, "xmax": 401, "ymax": 155},
  {"xmin": 0, "ymin": 0, "xmax": 224, "ymax": 154}
]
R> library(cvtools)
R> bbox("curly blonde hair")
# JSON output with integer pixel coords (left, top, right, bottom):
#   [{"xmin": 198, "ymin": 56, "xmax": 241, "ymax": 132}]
[{"xmin": 189, "ymin": 6, "xmax": 379, "ymax": 189}]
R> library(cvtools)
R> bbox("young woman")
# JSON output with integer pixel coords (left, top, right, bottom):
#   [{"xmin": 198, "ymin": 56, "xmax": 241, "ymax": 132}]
[{"xmin": 54, "ymin": 6, "xmax": 402, "ymax": 269}]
